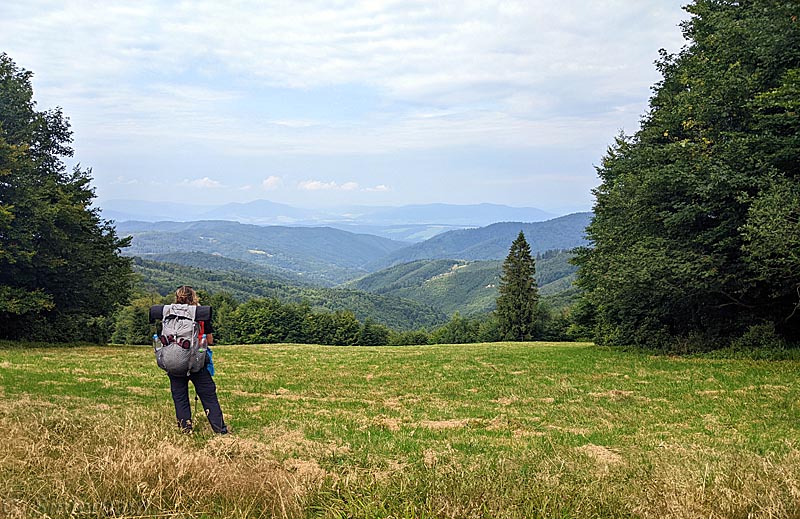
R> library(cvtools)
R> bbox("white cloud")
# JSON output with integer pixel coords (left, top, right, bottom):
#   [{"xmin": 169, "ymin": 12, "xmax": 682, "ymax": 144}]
[
  {"xmin": 112, "ymin": 175, "xmax": 139, "ymax": 185},
  {"xmin": 262, "ymin": 176, "xmax": 282, "ymax": 190},
  {"xmin": 298, "ymin": 180, "xmax": 360, "ymax": 191},
  {"xmin": 365, "ymin": 184, "xmax": 391, "ymax": 192},
  {"xmin": 0, "ymin": 1, "xmax": 689, "ymax": 207},
  {"xmin": 2, "ymin": 1, "xmax": 686, "ymax": 116},
  {"xmin": 183, "ymin": 177, "xmax": 222, "ymax": 188}
]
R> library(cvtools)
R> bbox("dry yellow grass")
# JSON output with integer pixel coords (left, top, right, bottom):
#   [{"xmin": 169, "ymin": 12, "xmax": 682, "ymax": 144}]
[{"xmin": 0, "ymin": 398, "xmax": 324, "ymax": 518}]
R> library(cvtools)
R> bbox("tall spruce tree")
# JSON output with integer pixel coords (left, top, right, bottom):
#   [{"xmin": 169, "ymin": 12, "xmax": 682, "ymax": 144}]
[
  {"xmin": 574, "ymin": 1, "xmax": 800, "ymax": 348},
  {"xmin": 496, "ymin": 231, "xmax": 539, "ymax": 341},
  {"xmin": 0, "ymin": 53, "xmax": 133, "ymax": 342}
]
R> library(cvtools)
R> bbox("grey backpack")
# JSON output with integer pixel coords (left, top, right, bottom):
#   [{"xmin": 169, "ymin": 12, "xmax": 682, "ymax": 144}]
[{"xmin": 155, "ymin": 304, "xmax": 206, "ymax": 376}]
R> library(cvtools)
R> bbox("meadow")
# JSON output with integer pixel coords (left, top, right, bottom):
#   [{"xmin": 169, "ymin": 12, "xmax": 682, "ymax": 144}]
[{"xmin": 0, "ymin": 342, "xmax": 798, "ymax": 518}]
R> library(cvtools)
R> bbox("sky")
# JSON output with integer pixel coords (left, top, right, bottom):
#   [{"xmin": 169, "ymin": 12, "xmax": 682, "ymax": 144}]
[{"xmin": 0, "ymin": 1, "xmax": 688, "ymax": 215}]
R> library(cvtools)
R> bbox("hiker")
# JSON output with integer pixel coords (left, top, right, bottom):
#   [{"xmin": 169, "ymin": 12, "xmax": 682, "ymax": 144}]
[{"xmin": 158, "ymin": 285, "xmax": 229, "ymax": 434}]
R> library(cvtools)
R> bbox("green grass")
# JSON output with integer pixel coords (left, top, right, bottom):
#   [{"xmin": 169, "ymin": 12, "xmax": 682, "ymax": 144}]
[{"xmin": 1, "ymin": 342, "xmax": 799, "ymax": 518}]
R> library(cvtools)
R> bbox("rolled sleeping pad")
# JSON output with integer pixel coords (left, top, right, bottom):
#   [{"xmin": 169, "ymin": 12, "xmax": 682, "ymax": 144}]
[{"xmin": 149, "ymin": 305, "xmax": 212, "ymax": 323}]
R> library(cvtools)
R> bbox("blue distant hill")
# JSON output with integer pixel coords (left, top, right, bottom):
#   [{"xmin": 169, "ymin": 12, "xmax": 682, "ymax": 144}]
[
  {"xmin": 115, "ymin": 212, "xmax": 592, "ymax": 285},
  {"xmin": 370, "ymin": 212, "xmax": 592, "ymax": 269},
  {"xmin": 100, "ymin": 199, "xmax": 559, "ymax": 241}
]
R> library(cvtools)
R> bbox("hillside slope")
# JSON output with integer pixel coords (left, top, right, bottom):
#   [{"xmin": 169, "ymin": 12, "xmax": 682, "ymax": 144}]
[
  {"xmin": 346, "ymin": 251, "xmax": 579, "ymax": 315},
  {"xmin": 117, "ymin": 220, "xmax": 407, "ymax": 285},
  {"xmin": 133, "ymin": 257, "xmax": 446, "ymax": 330},
  {"xmin": 142, "ymin": 251, "xmax": 309, "ymax": 285},
  {"xmin": 372, "ymin": 213, "xmax": 591, "ymax": 268}
]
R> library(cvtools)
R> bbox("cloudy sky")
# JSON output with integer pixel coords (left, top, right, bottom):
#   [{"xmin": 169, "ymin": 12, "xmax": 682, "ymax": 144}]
[{"xmin": 1, "ymin": 1, "xmax": 687, "ymax": 214}]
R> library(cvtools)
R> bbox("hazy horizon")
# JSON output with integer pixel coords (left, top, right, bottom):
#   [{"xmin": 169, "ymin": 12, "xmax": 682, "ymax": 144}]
[{"xmin": 100, "ymin": 196, "xmax": 579, "ymax": 212}]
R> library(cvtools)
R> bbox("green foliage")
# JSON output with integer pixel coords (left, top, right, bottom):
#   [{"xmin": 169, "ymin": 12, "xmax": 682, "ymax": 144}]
[
  {"xmin": 227, "ymin": 298, "xmax": 311, "ymax": 344},
  {"xmin": 565, "ymin": 297, "xmax": 598, "ymax": 342},
  {"xmin": 111, "ymin": 293, "xmax": 168, "ymax": 345},
  {"xmin": 347, "ymin": 251, "xmax": 579, "ymax": 317},
  {"xmin": 131, "ymin": 256, "xmax": 297, "ymax": 302},
  {"xmin": 0, "ymin": 54, "xmax": 133, "ymax": 342},
  {"xmin": 330, "ymin": 311, "xmax": 361, "ymax": 346},
  {"xmin": 308, "ymin": 288, "xmax": 445, "ymax": 331},
  {"xmin": 575, "ymin": 1, "xmax": 800, "ymax": 349},
  {"xmin": 204, "ymin": 291, "xmax": 239, "ymax": 344},
  {"xmin": 419, "ymin": 302, "xmax": 572, "ymax": 346},
  {"xmin": 346, "ymin": 259, "xmax": 461, "ymax": 293},
  {"xmin": 356, "ymin": 319, "xmax": 391, "ymax": 346},
  {"xmin": 131, "ymin": 257, "xmax": 446, "ymax": 331},
  {"xmin": 141, "ymin": 251, "xmax": 306, "ymax": 285},
  {"xmin": 221, "ymin": 298, "xmax": 371, "ymax": 346},
  {"xmin": 742, "ymin": 175, "xmax": 800, "ymax": 317},
  {"xmin": 476, "ymin": 313, "xmax": 503, "ymax": 343},
  {"xmin": 429, "ymin": 312, "xmax": 480, "ymax": 344},
  {"xmin": 346, "ymin": 259, "xmax": 502, "ymax": 315},
  {"xmin": 389, "ymin": 329, "xmax": 430, "ymax": 346},
  {"xmin": 496, "ymin": 232, "xmax": 539, "ymax": 341},
  {"xmin": 729, "ymin": 322, "xmax": 788, "ymax": 353}
]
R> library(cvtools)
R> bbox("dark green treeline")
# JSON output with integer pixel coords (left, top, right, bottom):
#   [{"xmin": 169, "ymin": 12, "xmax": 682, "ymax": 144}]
[
  {"xmin": 574, "ymin": 0, "xmax": 800, "ymax": 349},
  {"xmin": 0, "ymin": 54, "xmax": 133, "ymax": 342}
]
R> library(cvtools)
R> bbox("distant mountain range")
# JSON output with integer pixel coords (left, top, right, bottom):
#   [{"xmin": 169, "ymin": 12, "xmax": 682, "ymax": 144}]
[
  {"xmin": 370, "ymin": 213, "xmax": 592, "ymax": 269},
  {"xmin": 344, "ymin": 252, "xmax": 579, "ymax": 316},
  {"xmin": 116, "ymin": 220, "xmax": 406, "ymax": 285},
  {"xmin": 100, "ymin": 199, "xmax": 556, "ymax": 241},
  {"xmin": 116, "ymin": 213, "xmax": 591, "ymax": 286},
  {"xmin": 119, "ymin": 212, "xmax": 592, "ymax": 326}
]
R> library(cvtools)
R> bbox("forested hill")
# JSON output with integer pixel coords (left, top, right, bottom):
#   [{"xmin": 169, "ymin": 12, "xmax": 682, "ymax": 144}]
[
  {"xmin": 371, "ymin": 212, "xmax": 591, "ymax": 269},
  {"xmin": 116, "ymin": 220, "xmax": 407, "ymax": 285},
  {"xmin": 345, "ymin": 251, "xmax": 579, "ymax": 316},
  {"xmin": 133, "ymin": 257, "xmax": 446, "ymax": 330},
  {"xmin": 116, "ymin": 213, "xmax": 591, "ymax": 286},
  {"xmin": 138, "ymin": 251, "xmax": 309, "ymax": 286}
]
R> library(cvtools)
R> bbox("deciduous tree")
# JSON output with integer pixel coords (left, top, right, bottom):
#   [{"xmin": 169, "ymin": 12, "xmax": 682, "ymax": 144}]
[
  {"xmin": 0, "ymin": 53, "xmax": 133, "ymax": 342},
  {"xmin": 574, "ymin": 1, "xmax": 800, "ymax": 347}
]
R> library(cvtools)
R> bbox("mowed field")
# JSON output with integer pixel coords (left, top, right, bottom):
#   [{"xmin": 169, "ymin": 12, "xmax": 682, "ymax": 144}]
[{"xmin": 1, "ymin": 342, "xmax": 798, "ymax": 519}]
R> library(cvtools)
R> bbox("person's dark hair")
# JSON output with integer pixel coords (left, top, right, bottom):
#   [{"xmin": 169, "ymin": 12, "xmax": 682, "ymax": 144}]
[{"xmin": 175, "ymin": 285, "xmax": 199, "ymax": 305}]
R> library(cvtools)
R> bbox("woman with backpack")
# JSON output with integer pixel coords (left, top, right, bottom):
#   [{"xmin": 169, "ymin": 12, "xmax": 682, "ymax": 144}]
[{"xmin": 162, "ymin": 285, "xmax": 229, "ymax": 434}]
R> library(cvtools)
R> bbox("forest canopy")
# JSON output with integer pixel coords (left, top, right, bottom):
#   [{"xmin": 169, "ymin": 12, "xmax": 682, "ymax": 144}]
[{"xmin": 574, "ymin": 0, "xmax": 800, "ymax": 349}]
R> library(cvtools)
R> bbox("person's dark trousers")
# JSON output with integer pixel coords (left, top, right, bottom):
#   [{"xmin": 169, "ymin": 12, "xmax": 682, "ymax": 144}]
[{"xmin": 168, "ymin": 368, "xmax": 228, "ymax": 434}]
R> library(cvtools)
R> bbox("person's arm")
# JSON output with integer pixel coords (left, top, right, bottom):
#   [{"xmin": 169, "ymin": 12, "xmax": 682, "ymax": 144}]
[{"xmin": 202, "ymin": 312, "xmax": 215, "ymax": 345}]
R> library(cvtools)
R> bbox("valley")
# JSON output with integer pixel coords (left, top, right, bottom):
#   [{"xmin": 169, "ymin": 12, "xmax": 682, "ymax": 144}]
[{"xmin": 120, "ymin": 212, "xmax": 588, "ymax": 329}]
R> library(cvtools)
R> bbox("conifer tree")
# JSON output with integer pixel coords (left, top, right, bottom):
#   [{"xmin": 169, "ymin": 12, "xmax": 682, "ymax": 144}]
[{"xmin": 496, "ymin": 231, "xmax": 539, "ymax": 341}]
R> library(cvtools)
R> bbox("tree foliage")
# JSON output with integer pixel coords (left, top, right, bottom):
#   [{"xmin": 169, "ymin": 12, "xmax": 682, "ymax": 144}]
[
  {"xmin": 0, "ymin": 54, "xmax": 133, "ymax": 342},
  {"xmin": 496, "ymin": 231, "xmax": 539, "ymax": 341},
  {"xmin": 111, "ymin": 293, "xmax": 167, "ymax": 345},
  {"xmin": 132, "ymin": 257, "xmax": 446, "ymax": 331},
  {"xmin": 574, "ymin": 1, "xmax": 800, "ymax": 348},
  {"xmin": 220, "ymin": 297, "xmax": 373, "ymax": 346}
]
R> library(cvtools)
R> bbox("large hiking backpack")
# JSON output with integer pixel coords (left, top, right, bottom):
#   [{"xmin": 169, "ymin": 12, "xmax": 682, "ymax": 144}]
[{"xmin": 154, "ymin": 304, "xmax": 207, "ymax": 376}]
